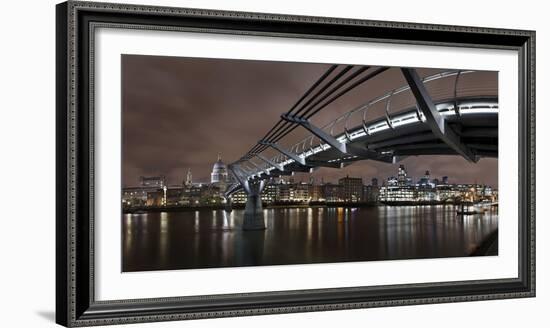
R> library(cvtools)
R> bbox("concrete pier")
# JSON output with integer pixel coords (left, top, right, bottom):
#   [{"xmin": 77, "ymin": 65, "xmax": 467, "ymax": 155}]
[
  {"xmin": 227, "ymin": 165, "xmax": 267, "ymax": 230},
  {"xmin": 241, "ymin": 180, "xmax": 266, "ymax": 230},
  {"xmin": 224, "ymin": 197, "xmax": 233, "ymax": 212},
  {"xmin": 242, "ymin": 193, "xmax": 265, "ymax": 230}
]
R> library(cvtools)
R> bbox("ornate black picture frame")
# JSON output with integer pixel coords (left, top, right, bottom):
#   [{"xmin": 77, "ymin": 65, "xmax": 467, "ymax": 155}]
[{"xmin": 56, "ymin": 1, "xmax": 535, "ymax": 326}]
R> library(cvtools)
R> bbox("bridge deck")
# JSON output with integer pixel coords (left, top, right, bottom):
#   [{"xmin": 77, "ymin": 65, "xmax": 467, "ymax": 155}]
[{"xmin": 257, "ymin": 96, "xmax": 497, "ymax": 180}]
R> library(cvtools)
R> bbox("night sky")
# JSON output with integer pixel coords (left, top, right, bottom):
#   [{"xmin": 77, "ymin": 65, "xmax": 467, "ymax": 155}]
[{"xmin": 122, "ymin": 55, "xmax": 498, "ymax": 188}]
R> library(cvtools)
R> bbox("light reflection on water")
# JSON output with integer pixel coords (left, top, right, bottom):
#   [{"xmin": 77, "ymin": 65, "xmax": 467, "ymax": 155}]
[
  {"xmin": 159, "ymin": 212, "xmax": 169, "ymax": 266},
  {"xmin": 122, "ymin": 205, "xmax": 498, "ymax": 272}
]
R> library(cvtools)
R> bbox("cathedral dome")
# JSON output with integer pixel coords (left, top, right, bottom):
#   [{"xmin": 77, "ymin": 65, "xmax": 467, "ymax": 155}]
[
  {"xmin": 211, "ymin": 154, "xmax": 228, "ymax": 184},
  {"xmin": 212, "ymin": 158, "xmax": 226, "ymax": 171}
]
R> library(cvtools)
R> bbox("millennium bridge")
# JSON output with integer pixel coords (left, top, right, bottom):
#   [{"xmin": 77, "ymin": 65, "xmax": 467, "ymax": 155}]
[{"xmin": 224, "ymin": 66, "xmax": 498, "ymax": 230}]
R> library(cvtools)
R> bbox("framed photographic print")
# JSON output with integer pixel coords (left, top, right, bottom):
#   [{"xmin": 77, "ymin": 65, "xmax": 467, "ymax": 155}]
[{"xmin": 56, "ymin": 0, "xmax": 535, "ymax": 326}]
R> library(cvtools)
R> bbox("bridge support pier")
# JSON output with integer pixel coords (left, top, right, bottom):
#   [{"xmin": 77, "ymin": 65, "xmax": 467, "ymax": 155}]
[
  {"xmin": 224, "ymin": 197, "xmax": 232, "ymax": 212},
  {"xmin": 243, "ymin": 193, "xmax": 265, "ymax": 230},
  {"xmin": 242, "ymin": 180, "xmax": 266, "ymax": 231}
]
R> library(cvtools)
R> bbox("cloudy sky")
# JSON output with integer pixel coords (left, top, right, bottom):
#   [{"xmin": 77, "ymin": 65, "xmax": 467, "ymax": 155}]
[{"xmin": 122, "ymin": 55, "xmax": 498, "ymax": 188}]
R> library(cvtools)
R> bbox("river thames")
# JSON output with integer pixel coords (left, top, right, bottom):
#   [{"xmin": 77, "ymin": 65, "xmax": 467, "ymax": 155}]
[{"xmin": 122, "ymin": 205, "xmax": 498, "ymax": 272}]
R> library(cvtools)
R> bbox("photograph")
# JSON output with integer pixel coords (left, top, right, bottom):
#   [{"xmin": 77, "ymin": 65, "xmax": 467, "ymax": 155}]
[{"xmin": 121, "ymin": 55, "xmax": 499, "ymax": 272}]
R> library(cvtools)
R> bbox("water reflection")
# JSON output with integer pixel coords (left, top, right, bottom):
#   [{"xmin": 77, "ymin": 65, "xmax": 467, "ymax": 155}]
[
  {"xmin": 122, "ymin": 205, "xmax": 498, "ymax": 272},
  {"xmin": 159, "ymin": 212, "xmax": 169, "ymax": 265}
]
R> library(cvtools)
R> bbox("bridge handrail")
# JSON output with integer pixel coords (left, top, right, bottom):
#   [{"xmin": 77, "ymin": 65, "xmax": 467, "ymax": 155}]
[{"xmin": 278, "ymin": 70, "xmax": 488, "ymax": 166}]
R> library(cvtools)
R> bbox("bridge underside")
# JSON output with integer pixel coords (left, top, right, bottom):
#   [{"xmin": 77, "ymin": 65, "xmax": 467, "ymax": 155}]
[
  {"xmin": 311, "ymin": 108, "xmax": 497, "ymax": 161},
  {"xmin": 247, "ymin": 97, "xmax": 497, "ymax": 182}
]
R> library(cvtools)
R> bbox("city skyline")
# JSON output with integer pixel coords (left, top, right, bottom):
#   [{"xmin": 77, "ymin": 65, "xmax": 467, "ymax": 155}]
[
  {"xmin": 124, "ymin": 156, "xmax": 497, "ymax": 189},
  {"xmin": 122, "ymin": 55, "xmax": 498, "ymax": 189},
  {"xmin": 122, "ymin": 161, "xmax": 497, "ymax": 209}
]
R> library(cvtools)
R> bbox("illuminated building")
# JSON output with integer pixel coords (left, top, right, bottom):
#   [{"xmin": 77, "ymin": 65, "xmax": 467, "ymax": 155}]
[
  {"xmin": 140, "ymin": 175, "xmax": 165, "ymax": 188},
  {"xmin": 146, "ymin": 190, "xmax": 164, "ymax": 206},
  {"xmin": 230, "ymin": 190, "xmax": 247, "ymax": 204},
  {"xmin": 363, "ymin": 178, "xmax": 380, "ymax": 203},
  {"xmin": 122, "ymin": 187, "xmax": 149, "ymax": 207},
  {"xmin": 386, "ymin": 176, "xmax": 398, "ymax": 186},
  {"xmin": 436, "ymin": 184, "xmax": 462, "ymax": 201},
  {"xmin": 416, "ymin": 184, "xmax": 439, "ymax": 201},
  {"xmin": 397, "ymin": 164, "xmax": 407, "ymax": 185},
  {"xmin": 276, "ymin": 183, "xmax": 291, "ymax": 201},
  {"xmin": 165, "ymin": 186, "xmax": 184, "ymax": 206},
  {"xmin": 184, "ymin": 168, "xmax": 192, "ymax": 186},
  {"xmin": 379, "ymin": 185, "xmax": 416, "ymax": 202},
  {"xmin": 308, "ymin": 184, "xmax": 323, "ymax": 201},
  {"xmin": 180, "ymin": 185, "xmax": 204, "ymax": 205},
  {"xmin": 322, "ymin": 183, "xmax": 343, "ymax": 202},
  {"xmin": 339, "ymin": 176, "xmax": 363, "ymax": 202},
  {"xmin": 294, "ymin": 183, "xmax": 310, "ymax": 201},
  {"xmin": 211, "ymin": 154, "xmax": 228, "ymax": 184},
  {"xmin": 276, "ymin": 182, "xmax": 310, "ymax": 202},
  {"xmin": 418, "ymin": 170, "xmax": 434, "ymax": 187},
  {"xmin": 261, "ymin": 184, "xmax": 277, "ymax": 203}
]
